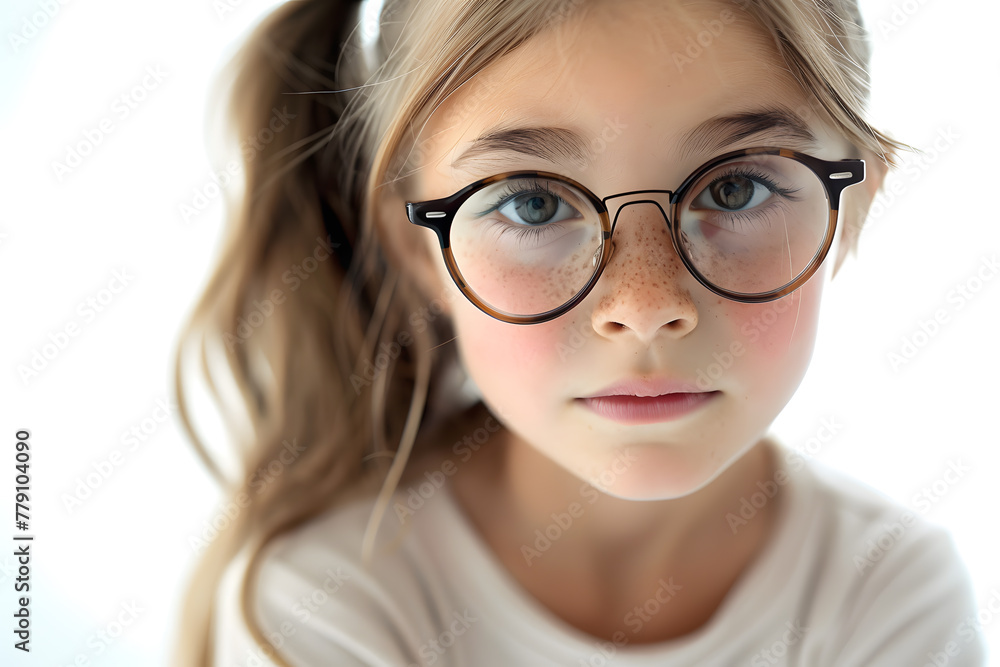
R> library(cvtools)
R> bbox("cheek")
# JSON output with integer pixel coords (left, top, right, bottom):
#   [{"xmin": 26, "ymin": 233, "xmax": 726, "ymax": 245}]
[
  {"xmin": 723, "ymin": 276, "xmax": 825, "ymax": 397},
  {"xmin": 451, "ymin": 298, "xmax": 571, "ymax": 398},
  {"xmin": 429, "ymin": 237, "xmax": 572, "ymax": 393}
]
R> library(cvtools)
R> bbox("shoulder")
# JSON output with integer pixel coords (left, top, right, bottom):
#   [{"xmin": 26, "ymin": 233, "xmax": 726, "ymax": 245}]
[
  {"xmin": 768, "ymin": 446, "xmax": 986, "ymax": 665},
  {"xmin": 214, "ymin": 486, "xmax": 460, "ymax": 666},
  {"xmin": 794, "ymin": 452, "xmax": 963, "ymax": 579}
]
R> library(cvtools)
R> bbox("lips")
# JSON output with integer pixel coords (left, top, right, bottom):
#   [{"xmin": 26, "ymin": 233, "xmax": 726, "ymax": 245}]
[{"xmin": 578, "ymin": 379, "xmax": 718, "ymax": 424}]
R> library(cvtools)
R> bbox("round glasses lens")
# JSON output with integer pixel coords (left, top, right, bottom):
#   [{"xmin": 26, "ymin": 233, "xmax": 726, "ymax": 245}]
[
  {"xmin": 449, "ymin": 176, "xmax": 604, "ymax": 317},
  {"xmin": 676, "ymin": 154, "xmax": 830, "ymax": 295}
]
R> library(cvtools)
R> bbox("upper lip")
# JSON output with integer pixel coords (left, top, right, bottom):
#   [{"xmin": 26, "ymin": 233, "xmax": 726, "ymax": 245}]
[{"xmin": 582, "ymin": 378, "xmax": 710, "ymax": 399}]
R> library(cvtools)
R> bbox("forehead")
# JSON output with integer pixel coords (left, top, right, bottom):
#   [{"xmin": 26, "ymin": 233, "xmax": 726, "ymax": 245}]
[{"xmin": 416, "ymin": 0, "xmax": 825, "ymax": 191}]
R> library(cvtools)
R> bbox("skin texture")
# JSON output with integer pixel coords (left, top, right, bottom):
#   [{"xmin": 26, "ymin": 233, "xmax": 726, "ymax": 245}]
[{"xmin": 390, "ymin": 0, "xmax": 886, "ymax": 643}]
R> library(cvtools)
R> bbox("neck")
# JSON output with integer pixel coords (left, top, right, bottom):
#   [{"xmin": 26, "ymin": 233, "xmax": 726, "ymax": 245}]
[
  {"xmin": 497, "ymin": 429, "xmax": 778, "ymax": 570},
  {"xmin": 445, "ymin": 420, "xmax": 784, "ymax": 642}
]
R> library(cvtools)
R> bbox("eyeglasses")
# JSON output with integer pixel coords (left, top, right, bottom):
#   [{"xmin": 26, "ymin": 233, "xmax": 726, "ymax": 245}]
[{"xmin": 406, "ymin": 147, "xmax": 865, "ymax": 324}]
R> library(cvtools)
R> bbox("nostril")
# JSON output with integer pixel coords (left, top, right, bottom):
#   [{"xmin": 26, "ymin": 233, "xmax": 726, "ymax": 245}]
[
  {"xmin": 665, "ymin": 318, "xmax": 690, "ymax": 333},
  {"xmin": 601, "ymin": 320, "xmax": 628, "ymax": 334}
]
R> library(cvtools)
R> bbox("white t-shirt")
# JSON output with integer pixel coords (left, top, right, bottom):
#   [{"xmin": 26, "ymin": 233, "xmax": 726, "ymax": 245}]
[{"xmin": 213, "ymin": 446, "xmax": 987, "ymax": 666}]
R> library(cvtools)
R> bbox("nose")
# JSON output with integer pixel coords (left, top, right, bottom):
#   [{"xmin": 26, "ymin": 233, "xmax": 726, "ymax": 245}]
[{"xmin": 590, "ymin": 201, "xmax": 698, "ymax": 344}]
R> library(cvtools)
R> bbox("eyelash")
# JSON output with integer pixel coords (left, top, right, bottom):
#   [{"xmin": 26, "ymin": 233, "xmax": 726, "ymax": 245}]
[
  {"xmin": 698, "ymin": 166, "xmax": 802, "ymax": 231},
  {"xmin": 705, "ymin": 166, "xmax": 800, "ymax": 201},
  {"xmin": 477, "ymin": 179, "xmax": 575, "ymax": 220}
]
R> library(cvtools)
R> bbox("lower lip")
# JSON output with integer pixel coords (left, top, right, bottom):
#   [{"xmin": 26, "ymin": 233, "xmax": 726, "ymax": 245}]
[{"xmin": 578, "ymin": 392, "xmax": 718, "ymax": 425}]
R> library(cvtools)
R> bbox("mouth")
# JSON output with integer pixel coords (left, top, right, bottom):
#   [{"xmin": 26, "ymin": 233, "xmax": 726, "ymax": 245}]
[{"xmin": 577, "ymin": 379, "xmax": 719, "ymax": 425}]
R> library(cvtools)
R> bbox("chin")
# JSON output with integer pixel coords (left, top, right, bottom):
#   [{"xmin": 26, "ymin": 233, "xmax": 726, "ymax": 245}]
[{"xmin": 579, "ymin": 436, "xmax": 759, "ymax": 501}]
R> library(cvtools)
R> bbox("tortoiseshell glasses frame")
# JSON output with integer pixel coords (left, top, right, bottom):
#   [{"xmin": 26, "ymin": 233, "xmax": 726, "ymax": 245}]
[{"xmin": 406, "ymin": 147, "xmax": 865, "ymax": 325}]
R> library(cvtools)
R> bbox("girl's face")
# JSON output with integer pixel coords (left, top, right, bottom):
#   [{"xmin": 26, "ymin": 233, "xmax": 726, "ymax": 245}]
[{"xmin": 406, "ymin": 0, "xmax": 861, "ymax": 500}]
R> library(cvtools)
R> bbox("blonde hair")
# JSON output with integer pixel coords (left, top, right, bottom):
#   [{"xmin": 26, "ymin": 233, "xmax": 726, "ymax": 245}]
[{"xmin": 171, "ymin": 1, "xmax": 905, "ymax": 665}]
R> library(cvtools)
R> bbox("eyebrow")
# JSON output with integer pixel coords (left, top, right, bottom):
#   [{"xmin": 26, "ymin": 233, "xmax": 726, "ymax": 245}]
[
  {"xmin": 451, "ymin": 126, "xmax": 589, "ymax": 171},
  {"xmin": 678, "ymin": 109, "xmax": 818, "ymax": 158},
  {"xmin": 450, "ymin": 108, "xmax": 818, "ymax": 170}
]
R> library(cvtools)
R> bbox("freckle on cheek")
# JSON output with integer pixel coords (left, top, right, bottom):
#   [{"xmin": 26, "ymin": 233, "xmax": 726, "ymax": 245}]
[{"xmin": 452, "ymin": 231, "xmax": 600, "ymax": 314}]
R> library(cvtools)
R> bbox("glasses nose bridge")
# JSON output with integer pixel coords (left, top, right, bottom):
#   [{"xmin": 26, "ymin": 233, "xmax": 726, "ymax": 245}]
[{"xmin": 602, "ymin": 189, "xmax": 676, "ymax": 236}]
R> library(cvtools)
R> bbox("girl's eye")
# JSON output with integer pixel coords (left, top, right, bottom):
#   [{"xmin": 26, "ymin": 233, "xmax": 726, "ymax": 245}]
[
  {"xmin": 694, "ymin": 174, "xmax": 772, "ymax": 212},
  {"xmin": 497, "ymin": 191, "xmax": 579, "ymax": 225}
]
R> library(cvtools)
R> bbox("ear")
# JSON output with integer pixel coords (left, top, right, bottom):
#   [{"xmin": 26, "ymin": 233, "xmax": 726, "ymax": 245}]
[
  {"xmin": 377, "ymin": 191, "xmax": 452, "ymax": 313},
  {"xmin": 830, "ymin": 148, "xmax": 889, "ymax": 277}
]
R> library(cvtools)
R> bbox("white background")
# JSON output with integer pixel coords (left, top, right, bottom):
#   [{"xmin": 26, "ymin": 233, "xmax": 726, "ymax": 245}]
[{"xmin": 0, "ymin": 0, "xmax": 997, "ymax": 665}]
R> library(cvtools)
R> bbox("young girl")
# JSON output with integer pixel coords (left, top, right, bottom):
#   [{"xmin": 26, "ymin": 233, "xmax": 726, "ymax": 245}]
[{"xmin": 174, "ymin": 0, "xmax": 985, "ymax": 664}]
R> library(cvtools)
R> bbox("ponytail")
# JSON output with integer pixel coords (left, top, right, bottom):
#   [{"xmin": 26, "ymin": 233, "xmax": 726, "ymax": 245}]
[{"xmin": 170, "ymin": 1, "xmax": 451, "ymax": 665}]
